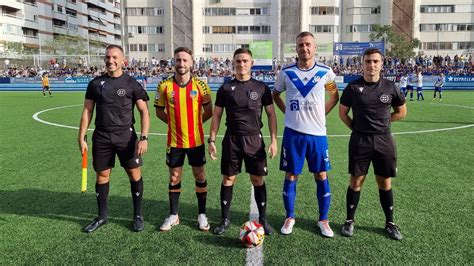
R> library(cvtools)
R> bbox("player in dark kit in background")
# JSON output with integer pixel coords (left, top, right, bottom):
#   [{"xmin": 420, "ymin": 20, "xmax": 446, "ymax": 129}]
[
  {"xmin": 339, "ymin": 48, "xmax": 407, "ymax": 240},
  {"xmin": 209, "ymin": 48, "xmax": 278, "ymax": 235},
  {"xmin": 78, "ymin": 45, "xmax": 150, "ymax": 233}
]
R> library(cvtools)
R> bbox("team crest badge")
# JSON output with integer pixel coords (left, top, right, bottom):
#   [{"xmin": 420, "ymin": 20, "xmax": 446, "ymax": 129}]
[
  {"xmin": 117, "ymin": 89, "xmax": 126, "ymax": 96},
  {"xmin": 190, "ymin": 90, "xmax": 198, "ymax": 98},
  {"xmin": 380, "ymin": 94, "xmax": 390, "ymax": 103},
  {"xmin": 249, "ymin": 91, "xmax": 259, "ymax": 100}
]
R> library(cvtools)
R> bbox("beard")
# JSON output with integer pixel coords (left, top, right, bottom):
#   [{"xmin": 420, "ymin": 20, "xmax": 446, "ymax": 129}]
[{"xmin": 176, "ymin": 66, "xmax": 190, "ymax": 75}]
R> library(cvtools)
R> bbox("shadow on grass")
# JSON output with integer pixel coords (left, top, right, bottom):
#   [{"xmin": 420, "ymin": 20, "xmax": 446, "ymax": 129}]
[{"xmin": 0, "ymin": 189, "xmax": 349, "ymax": 245}]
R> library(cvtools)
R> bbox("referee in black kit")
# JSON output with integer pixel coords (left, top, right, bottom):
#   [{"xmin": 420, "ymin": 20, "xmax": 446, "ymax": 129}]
[
  {"xmin": 339, "ymin": 48, "xmax": 407, "ymax": 240},
  {"xmin": 208, "ymin": 48, "xmax": 278, "ymax": 235},
  {"xmin": 78, "ymin": 45, "xmax": 150, "ymax": 233}
]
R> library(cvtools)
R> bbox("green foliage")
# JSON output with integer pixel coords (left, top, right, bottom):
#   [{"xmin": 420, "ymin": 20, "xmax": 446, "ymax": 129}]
[
  {"xmin": 370, "ymin": 24, "xmax": 420, "ymax": 59},
  {"xmin": 0, "ymin": 91, "xmax": 473, "ymax": 264}
]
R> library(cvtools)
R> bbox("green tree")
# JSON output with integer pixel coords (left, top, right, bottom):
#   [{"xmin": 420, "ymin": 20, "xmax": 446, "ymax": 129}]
[{"xmin": 369, "ymin": 24, "xmax": 420, "ymax": 59}]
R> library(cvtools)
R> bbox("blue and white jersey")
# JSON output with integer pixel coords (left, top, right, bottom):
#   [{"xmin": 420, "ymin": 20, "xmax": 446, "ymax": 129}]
[
  {"xmin": 399, "ymin": 76, "xmax": 408, "ymax": 88},
  {"xmin": 407, "ymin": 74, "xmax": 416, "ymax": 87},
  {"xmin": 417, "ymin": 73, "xmax": 423, "ymax": 87},
  {"xmin": 434, "ymin": 76, "xmax": 445, "ymax": 87},
  {"xmin": 274, "ymin": 62, "xmax": 336, "ymax": 136}
]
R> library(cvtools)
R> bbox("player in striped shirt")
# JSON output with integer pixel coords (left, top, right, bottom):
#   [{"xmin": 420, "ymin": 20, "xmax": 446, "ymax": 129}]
[{"xmin": 155, "ymin": 47, "xmax": 213, "ymax": 231}]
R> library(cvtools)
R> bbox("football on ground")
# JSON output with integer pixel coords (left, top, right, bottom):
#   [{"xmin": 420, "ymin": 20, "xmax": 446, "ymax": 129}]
[{"xmin": 239, "ymin": 221, "xmax": 265, "ymax": 248}]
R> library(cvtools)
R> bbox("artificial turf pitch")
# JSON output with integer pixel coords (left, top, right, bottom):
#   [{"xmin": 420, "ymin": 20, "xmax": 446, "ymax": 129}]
[{"xmin": 0, "ymin": 91, "xmax": 472, "ymax": 264}]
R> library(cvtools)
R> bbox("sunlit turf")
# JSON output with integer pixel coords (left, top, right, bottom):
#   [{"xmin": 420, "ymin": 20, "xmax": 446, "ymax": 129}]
[{"xmin": 0, "ymin": 90, "xmax": 473, "ymax": 263}]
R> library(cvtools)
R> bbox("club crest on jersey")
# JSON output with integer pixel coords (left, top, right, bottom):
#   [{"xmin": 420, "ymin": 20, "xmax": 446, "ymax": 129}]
[
  {"xmin": 190, "ymin": 90, "xmax": 198, "ymax": 98},
  {"xmin": 117, "ymin": 89, "xmax": 126, "ymax": 97},
  {"xmin": 249, "ymin": 91, "xmax": 259, "ymax": 100},
  {"xmin": 380, "ymin": 94, "xmax": 391, "ymax": 103}
]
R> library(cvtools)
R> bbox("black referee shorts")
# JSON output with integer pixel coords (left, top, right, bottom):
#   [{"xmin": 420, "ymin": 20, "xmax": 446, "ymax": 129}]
[
  {"xmin": 221, "ymin": 133, "xmax": 267, "ymax": 177},
  {"xmin": 348, "ymin": 132, "xmax": 397, "ymax": 177},
  {"xmin": 92, "ymin": 128, "xmax": 142, "ymax": 172}
]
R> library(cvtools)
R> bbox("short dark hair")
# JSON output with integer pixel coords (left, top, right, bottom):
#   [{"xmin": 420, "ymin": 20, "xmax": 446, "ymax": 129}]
[
  {"xmin": 106, "ymin": 44, "xmax": 124, "ymax": 54},
  {"xmin": 363, "ymin": 48, "xmax": 383, "ymax": 59},
  {"xmin": 233, "ymin": 48, "xmax": 252, "ymax": 58},
  {"xmin": 296, "ymin": 31, "xmax": 314, "ymax": 40},
  {"xmin": 174, "ymin": 47, "xmax": 193, "ymax": 57}
]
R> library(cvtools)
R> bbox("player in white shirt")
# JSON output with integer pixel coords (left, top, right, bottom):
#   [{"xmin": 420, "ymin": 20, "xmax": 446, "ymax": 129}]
[
  {"xmin": 433, "ymin": 73, "xmax": 445, "ymax": 101},
  {"xmin": 399, "ymin": 73, "xmax": 408, "ymax": 96},
  {"xmin": 416, "ymin": 70, "xmax": 424, "ymax": 101},
  {"xmin": 272, "ymin": 31, "xmax": 339, "ymax": 237}
]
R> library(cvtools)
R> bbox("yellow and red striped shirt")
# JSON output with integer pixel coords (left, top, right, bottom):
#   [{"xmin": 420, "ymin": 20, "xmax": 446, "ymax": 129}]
[{"xmin": 155, "ymin": 76, "xmax": 211, "ymax": 148}]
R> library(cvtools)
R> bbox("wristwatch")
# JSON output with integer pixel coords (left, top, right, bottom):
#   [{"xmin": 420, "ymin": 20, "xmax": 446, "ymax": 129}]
[
  {"xmin": 207, "ymin": 137, "xmax": 215, "ymax": 144},
  {"xmin": 139, "ymin": 135, "xmax": 148, "ymax": 141}
]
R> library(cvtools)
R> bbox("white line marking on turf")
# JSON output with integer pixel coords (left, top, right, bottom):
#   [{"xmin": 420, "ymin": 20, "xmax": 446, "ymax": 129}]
[
  {"xmin": 33, "ymin": 104, "xmax": 474, "ymax": 137},
  {"xmin": 246, "ymin": 185, "xmax": 263, "ymax": 266}
]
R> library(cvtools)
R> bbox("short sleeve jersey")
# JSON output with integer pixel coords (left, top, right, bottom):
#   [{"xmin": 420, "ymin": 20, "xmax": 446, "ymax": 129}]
[
  {"xmin": 399, "ymin": 76, "xmax": 408, "ymax": 88},
  {"xmin": 215, "ymin": 78, "xmax": 273, "ymax": 135},
  {"xmin": 340, "ymin": 77, "xmax": 405, "ymax": 134},
  {"xmin": 85, "ymin": 73, "xmax": 149, "ymax": 131},
  {"xmin": 154, "ymin": 76, "xmax": 211, "ymax": 148},
  {"xmin": 274, "ymin": 62, "xmax": 336, "ymax": 136},
  {"xmin": 42, "ymin": 76, "xmax": 49, "ymax": 87}
]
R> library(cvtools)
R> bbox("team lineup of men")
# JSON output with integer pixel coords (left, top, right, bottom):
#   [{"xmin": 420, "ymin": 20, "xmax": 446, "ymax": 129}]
[{"xmin": 78, "ymin": 31, "xmax": 406, "ymax": 240}]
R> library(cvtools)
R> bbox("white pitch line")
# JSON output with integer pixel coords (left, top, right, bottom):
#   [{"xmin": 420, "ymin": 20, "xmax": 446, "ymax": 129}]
[
  {"xmin": 246, "ymin": 185, "xmax": 263, "ymax": 266},
  {"xmin": 33, "ymin": 104, "xmax": 474, "ymax": 137}
]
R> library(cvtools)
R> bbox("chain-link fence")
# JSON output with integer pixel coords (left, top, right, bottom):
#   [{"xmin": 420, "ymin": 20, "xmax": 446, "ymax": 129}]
[{"xmin": 1, "ymin": 54, "xmax": 106, "ymax": 70}]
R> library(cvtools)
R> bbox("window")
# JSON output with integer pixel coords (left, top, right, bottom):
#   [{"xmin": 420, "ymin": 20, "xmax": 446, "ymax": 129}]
[
  {"xmin": 203, "ymin": 26, "xmax": 210, "ymax": 34},
  {"xmin": 212, "ymin": 26, "xmax": 235, "ymax": 34},
  {"xmin": 421, "ymin": 42, "xmax": 453, "ymax": 50},
  {"xmin": 203, "ymin": 8, "xmax": 236, "ymax": 16},
  {"xmin": 310, "ymin": 25, "xmax": 337, "ymax": 33},
  {"xmin": 202, "ymin": 44, "xmax": 237, "ymax": 52},
  {"xmin": 139, "ymin": 44, "xmax": 147, "ymax": 52},
  {"xmin": 237, "ymin": 26, "xmax": 248, "ymax": 34},
  {"xmin": 347, "ymin": 24, "xmax": 373, "ymax": 33},
  {"xmin": 458, "ymin": 42, "xmax": 473, "ymax": 49},
  {"xmin": 66, "ymin": 8, "xmax": 77, "ymax": 17},
  {"xmin": 261, "ymin": 25, "xmax": 271, "ymax": 34},
  {"xmin": 420, "ymin": 5, "xmax": 454, "ymax": 13},
  {"xmin": 130, "ymin": 44, "xmax": 137, "ymax": 52},
  {"xmin": 57, "ymin": 5, "xmax": 63, "ymax": 13},
  {"xmin": 157, "ymin": 43, "xmax": 165, "ymax": 52}
]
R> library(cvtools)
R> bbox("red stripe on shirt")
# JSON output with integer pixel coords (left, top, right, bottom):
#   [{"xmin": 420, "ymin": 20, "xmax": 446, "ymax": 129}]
[
  {"xmin": 186, "ymin": 82, "xmax": 196, "ymax": 147},
  {"xmin": 173, "ymin": 82, "xmax": 183, "ymax": 148}
]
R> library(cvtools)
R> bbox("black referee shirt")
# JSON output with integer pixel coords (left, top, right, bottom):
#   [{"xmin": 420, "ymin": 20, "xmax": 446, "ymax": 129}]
[
  {"xmin": 215, "ymin": 78, "xmax": 273, "ymax": 135},
  {"xmin": 340, "ymin": 77, "xmax": 405, "ymax": 134},
  {"xmin": 86, "ymin": 73, "xmax": 149, "ymax": 131}
]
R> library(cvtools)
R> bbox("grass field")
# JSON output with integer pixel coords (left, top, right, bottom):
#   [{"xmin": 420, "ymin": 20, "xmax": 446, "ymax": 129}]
[{"xmin": 0, "ymin": 90, "xmax": 473, "ymax": 264}]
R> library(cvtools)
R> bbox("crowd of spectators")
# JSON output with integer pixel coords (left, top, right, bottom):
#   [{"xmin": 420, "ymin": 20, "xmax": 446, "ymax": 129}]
[{"xmin": 1, "ymin": 54, "xmax": 472, "ymax": 79}]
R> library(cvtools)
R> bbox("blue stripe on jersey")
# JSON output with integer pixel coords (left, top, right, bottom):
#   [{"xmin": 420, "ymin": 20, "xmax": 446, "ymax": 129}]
[{"xmin": 284, "ymin": 70, "xmax": 328, "ymax": 98}]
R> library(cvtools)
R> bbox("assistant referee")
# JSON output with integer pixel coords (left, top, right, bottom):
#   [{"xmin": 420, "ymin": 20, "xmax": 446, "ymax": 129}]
[
  {"xmin": 78, "ymin": 45, "xmax": 150, "ymax": 233},
  {"xmin": 339, "ymin": 48, "xmax": 407, "ymax": 240}
]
